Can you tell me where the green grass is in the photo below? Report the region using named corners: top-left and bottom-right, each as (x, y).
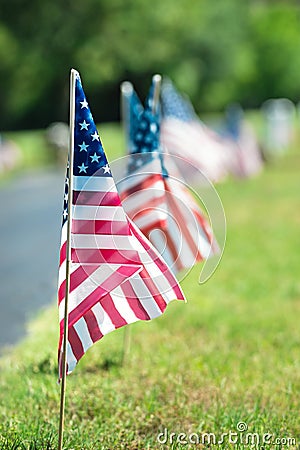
top-left (2, 123), bottom-right (125, 168)
top-left (3, 129), bottom-right (53, 168)
top-left (0, 132), bottom-right (299, 449)
top-left (1, 123), bottom-right (124, 186)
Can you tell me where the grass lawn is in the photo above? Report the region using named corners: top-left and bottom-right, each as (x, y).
top-left (0, 126), bottom-right (299, 449)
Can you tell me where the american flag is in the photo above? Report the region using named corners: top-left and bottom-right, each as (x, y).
top-left (120, 81), bottom-right (169, 236)
top-left (160, 79), bottom-right (231, 183)
top-left (58, 71), bottom-right (185, 376)
top-left (121, 82), bottom-right (143, 154)
top-left (119, 78), bottom-right (218, 275)
top-left (223, 105), bottom-right (263, 178)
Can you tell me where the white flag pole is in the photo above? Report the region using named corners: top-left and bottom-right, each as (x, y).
top-left (151, 74), bottom-right (162, 115)
top-left (120, 81), bottom-right (134, 364)
top-left (120, 81), bottom-right (134, 154)
top-left (120, 76), bottom-right (162, 365)
top-left (58, 68), bottom-right (76, 450)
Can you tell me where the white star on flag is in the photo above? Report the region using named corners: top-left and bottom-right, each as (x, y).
top-left (78, 141), bottom-right (89, 152)
top-left (79, 120), bottom-right (90, 130)
top-left (80, 99), bottom-right (88, 109)
top-left (91, 131), bottom-right (100, 141)
top-left (103, 164), bottom-right (111, 174)
top-left (90, 152), bottom-right (101, 163)
top-left (78, 163), bottom-right (88, 173)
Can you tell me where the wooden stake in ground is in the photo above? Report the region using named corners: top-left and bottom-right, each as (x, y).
top-left (120, 74), bottom-right (162, 365)
top-left (57, 68), bottom-right (76, 450)
top-left (120, 80), bottom-right (133, 365)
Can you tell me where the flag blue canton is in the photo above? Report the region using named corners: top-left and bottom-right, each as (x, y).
top-left (130, 103), bottom-right (160, 155)
top-left (129, 90), bottom-right (143, 149)
top-left (74, 74), bottom-right (111, 178)
top-left (62, 165), bottom-right (69, 227)
top-left (128, 79), bottom-right (167, 176)
top-left (61, 74), bottom-right (112, 227)
top-left (161, 79), bottom-right (197, 122)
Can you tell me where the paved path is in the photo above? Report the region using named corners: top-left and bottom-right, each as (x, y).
top-left (0, 169), bottom-right (64, 349)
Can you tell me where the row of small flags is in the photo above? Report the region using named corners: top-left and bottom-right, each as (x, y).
top-left (58, 71), bottom-right (219, 377)
top-left (56, 69), bottom-right (263, 447)
top-left (58, 69), bottom-right (266, 376)
top-left (161, 79), bottom-right (263, 182)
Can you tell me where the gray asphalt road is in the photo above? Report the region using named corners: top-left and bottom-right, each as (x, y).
top-left (0, 169), bottom-right (65, 349)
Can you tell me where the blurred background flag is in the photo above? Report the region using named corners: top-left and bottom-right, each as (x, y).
top-left (119, 76), bottom-right (219, 275)
top-left (119, 77), bottom-right (169, 237)
top-left (160, 78), bottom-right (230, 183)
top-left (58, 70), bottom-right (185, 377)
top-left (120, 81), bottom-right (144, 155)
top-left (223, 103), bottom-right (264, 178)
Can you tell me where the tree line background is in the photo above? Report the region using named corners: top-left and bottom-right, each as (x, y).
top-left (1, 0), bottom-right (300, 130)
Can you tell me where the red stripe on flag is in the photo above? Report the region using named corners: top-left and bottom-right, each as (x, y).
top-left (162, 228), bottom-right (185, 273)
top-left (193, 208), bottom-right (213, 243)
top-left (58, 264), bottom-right (100, 304)
top-left (84, 310), bottom-right (103, 343)
top-left (60, 241), bottom-right (66, 266)
top-left (68, 326), bottom-right (84, 363)
top-left (72, 219), bottom-right (129, 235)
top-left (141, 219), bottom-right (168, 237)
top-left (139, 268), bottom-right (167, 313)
top-left (120, 173), bottom-right (163, 200)
top-left (120, 281), bottom-right (151, 321)
top-left (164, 180), bottom-right (203, 262)
top-left (100, 294), bottom-right (127, 328)
top-left (73, 190), bottom-right (121, 207)
top-left (71, 248), bottom-right (141, 265)
top-left (144, 220), bottom-right (184, 273)
top-left (129, 220), bottom-right (185, 300)
top-left (68, 286), bottom-right (109, 329)
top-left (127, 194), bottom-right (166, 222)
top-left (67, 265), bottom-right (141, 328)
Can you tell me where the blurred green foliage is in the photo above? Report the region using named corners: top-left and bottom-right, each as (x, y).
top-left (1, 0), bottom-right (300, 129)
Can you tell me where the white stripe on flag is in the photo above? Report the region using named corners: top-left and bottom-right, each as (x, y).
top-left (59, 264), bottom-right (123, 317)
top-left (110, 287), bottom-right (139, 324)
top-left (117, 156), bottom-right (163, 191)
top-left (121, 184), bottom-right (165, 213)
top-left (73, 317), bottom-right (93, 353)
top-left (71, 234), bottom-right (137, 250)
top-left (129, 277), bottom-right (163, 318)
top-left (135, 232), bottom-right (180, 301)
top-left (66, 341), bottom-right (77, 374)
top-left (131, 209), bottom-right (167, 230)
top-left (72, 205), bottom-right (127, 221)
top-left (190, 219), bottom-right (212, 258)
top-left (73, 176), bottom-right (117, 192)
top-left (91, 302), bottom-right (116, 335)
top-left (148, 229), bottom-right (174, 272)
top-left (167, 213), bottom-right (197, 266)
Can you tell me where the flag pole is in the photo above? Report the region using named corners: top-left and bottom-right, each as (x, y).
top-left (120, 81), bottom-right (134, 364)
top-left (121, 76), bottom-right (162, 366)
top-left (58, 68), bottom-right (76, 450)
top-left (151, 74), bottom-right (162, 115)
top-left (120, 81), bottom-right (133, 154)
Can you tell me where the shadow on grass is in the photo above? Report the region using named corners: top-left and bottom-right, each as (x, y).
top-left (28, 353), bottom-right (124, 377)
top-left (29, 356), bottom-right (57, 375)
top-left (85, 355), bottom-right (122, 373)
